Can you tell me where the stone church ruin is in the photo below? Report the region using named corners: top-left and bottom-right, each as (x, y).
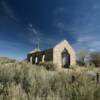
top-left (27, 40), bottom-right (76, 69)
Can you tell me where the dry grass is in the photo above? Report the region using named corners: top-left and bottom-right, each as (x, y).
top-left (0, 57), bottom-right (100, 100)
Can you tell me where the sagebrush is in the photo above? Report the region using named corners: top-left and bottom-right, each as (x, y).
top-left (0, 57), bottom-right (100, 100)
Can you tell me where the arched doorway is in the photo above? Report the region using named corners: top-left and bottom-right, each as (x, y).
top-left (35, 56), bottom-right (39, 64)
top-left (61, 48), bottom-right (70, 68)
top-left (30, 56), bottom-right (33, 64)
top-left (42, 53), bottom-right (45, 63)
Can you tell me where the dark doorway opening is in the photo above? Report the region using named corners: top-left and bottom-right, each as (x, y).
top-left (62, 48), bottom-right (70, 68)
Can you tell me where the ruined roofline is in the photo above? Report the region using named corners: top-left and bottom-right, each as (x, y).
top-left (28, 39), bottom-right (71, 55)
top-left (28, 48), bottom-right (53, 55)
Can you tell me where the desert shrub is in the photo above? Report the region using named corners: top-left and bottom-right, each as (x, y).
top-left (0, 64), bottom-right (15, 84)
top-left (0, 57), bottom-right (16, 65)
top-left (0, 58), bottom-right (100, 100)
top-left (39, 62), bottom-right (57, 71)
top-left (90, 52), bottom-right (100, 67)
top-left (76, 50), bottom-right (89, 66)
top-left (94, 85), bottom-right (100, 100)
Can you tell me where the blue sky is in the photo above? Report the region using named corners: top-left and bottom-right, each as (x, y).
top-left (0, 0), bottom-right (100, 60)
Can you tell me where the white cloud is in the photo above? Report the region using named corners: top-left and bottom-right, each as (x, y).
top-left (74, 35), bottom-right (100, 52)
top-left (77, 36), bottom-right (96, 43)
top-left (89, 48), bottom-right (95, 52)
top-left (24, 24), bottom-right (42, 46)
top-left (54, 5), bottom-right (100, 52)
top-left (28, 24), bottom-right (38, 35)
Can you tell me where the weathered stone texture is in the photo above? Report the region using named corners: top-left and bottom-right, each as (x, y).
top-left (27, 48), bottom-right (53, 64)
top-left (53, 40), bottom-right (76, 68)
top-left (27, 40), bottom-right (76, 69)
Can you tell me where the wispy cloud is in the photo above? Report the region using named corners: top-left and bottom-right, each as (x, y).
top-left (73, 35), bottom-right (100, 52)
top-left (24, 23), bottom-right (61, 50)
top-left (23, 24), bottom-right (42, 47)
top-left (1, 0), bottom-right (18, 21)
top-left (27, 24), bottom-right (38, 35)
top-left (53, 3), bottom-right (100, 52)
top-left (77, 36), bottom-right (96, 43)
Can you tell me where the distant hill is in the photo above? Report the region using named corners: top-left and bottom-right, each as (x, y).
top-left (0, 57), bottom-right (17, 64)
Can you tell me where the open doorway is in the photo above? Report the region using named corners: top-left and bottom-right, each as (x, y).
top-left (35, 56), bottom-right (39, 64)
top-left (61, 48), bottom-right (70, 68)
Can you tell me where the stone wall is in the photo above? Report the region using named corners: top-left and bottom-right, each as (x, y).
top-left (53, 40), bottom-right (76, 69)
top-left (27, 48), bottom-right (53, 64)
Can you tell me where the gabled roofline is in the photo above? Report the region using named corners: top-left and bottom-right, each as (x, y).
top-left (28, 39), bottom-right (70, 54)
top-left (53, 39), bottom-right (68, 48)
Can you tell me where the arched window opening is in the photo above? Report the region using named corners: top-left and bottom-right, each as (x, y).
top-left (30, 56), bottom-right (32, 64)
top-left (42, 54), bottom-right (45, 63)
top-left (35, 56), bottom-right (39, 64)
top-left (62, 48), bottom-right (70, 68)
